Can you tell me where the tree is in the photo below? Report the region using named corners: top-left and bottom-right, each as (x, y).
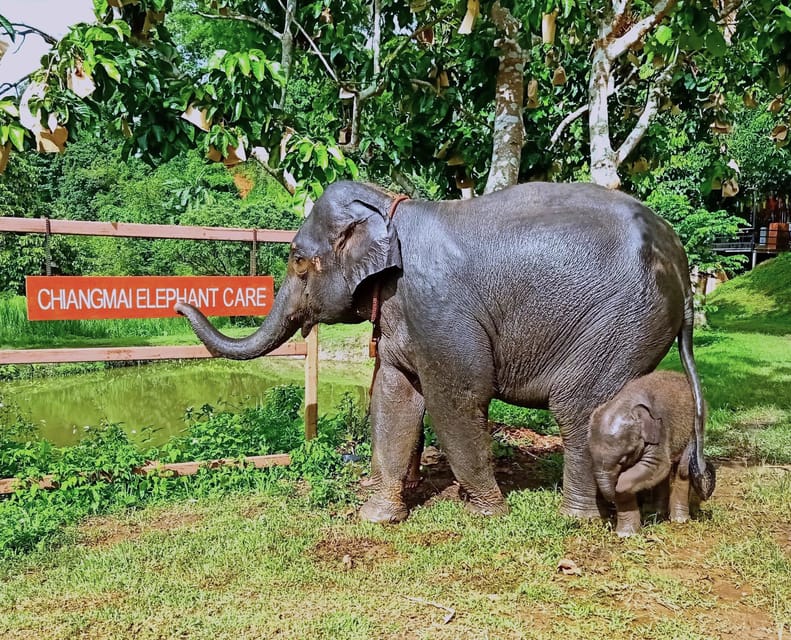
top-left (1, 0), bottom-right (790, 200)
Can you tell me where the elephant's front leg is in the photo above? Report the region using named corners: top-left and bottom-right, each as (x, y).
top-left (614, 492), bottom-right (642, 537)
top-left (359, 363), bottom-right (425, 524)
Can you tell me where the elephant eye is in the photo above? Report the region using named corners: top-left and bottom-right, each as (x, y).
top-left (292, 256), bottom-right (310, 277)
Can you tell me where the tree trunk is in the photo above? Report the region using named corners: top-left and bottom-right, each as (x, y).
top-left (588, 47), bottom-right (620, 189)
top-left (279, 0), bottom-right (297, 109)
top-left (484, 2), bottom-right (525, 195)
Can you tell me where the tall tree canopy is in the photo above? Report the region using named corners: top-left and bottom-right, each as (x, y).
top-left (0, 0), bottom-right (790, 199)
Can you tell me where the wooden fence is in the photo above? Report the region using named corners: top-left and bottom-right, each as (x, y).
top-left (0, 216), bottom-right (318, 494)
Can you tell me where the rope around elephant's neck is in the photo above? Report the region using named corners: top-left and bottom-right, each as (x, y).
top-left (368, 194), bottom-right (409, 382)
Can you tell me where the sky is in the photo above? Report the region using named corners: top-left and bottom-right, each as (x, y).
top-left (0, 0), bottom-right (95, 88)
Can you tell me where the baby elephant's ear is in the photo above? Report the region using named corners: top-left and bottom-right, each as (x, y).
top-left (633, 404), bottom-right (662, 445)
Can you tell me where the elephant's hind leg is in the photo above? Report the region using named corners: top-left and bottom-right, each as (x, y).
top-left (421, 378), bottom-right (507, 517)
top-left (669, 442), bottom-right (693, 523)
top-left (359, 363), bottom-right (425, 524)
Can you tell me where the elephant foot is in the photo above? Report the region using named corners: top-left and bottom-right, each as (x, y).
top-left (461, 487), bottom-right (509, 517)
top-left (669, 508), bottom-right (690, 524)
top-left (614, 509), bottom-right (642, 537)
top-left (359, 494), bottom-right (409, 524)
top-left (615, 522), bottom-right (642, 537)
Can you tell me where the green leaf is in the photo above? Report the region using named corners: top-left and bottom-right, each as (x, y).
top-left (655, 25), bottom-right (673, 45)
top-left (101, 61), bottom-right (121, 82)
top-left (0, 13), bottom-right (16, 40)
top-left (299, 141), bottom-right (313, 163)
top-left (704, 28), bottom-right (727, 58)
top-left (316, 145), bottom-right (329, 170)
top-left (92, 0), bottom-right (109, 16)
top-left (8, 124), bottom-right (25, 152)
top-left (251, 59), bottom-right (266, 82)
top-left (0, 100), bottom-right (18, 118)
top-left (237, 53), bottom-right (251, 77)
top-left (224, 55), bottom-right (237, 80)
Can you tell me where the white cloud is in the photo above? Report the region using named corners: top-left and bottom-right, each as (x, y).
top-left (0, 0), bottom-right (95, 88)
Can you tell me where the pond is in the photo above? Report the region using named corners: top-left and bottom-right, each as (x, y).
top-left (2, 358), bottom-right (373, 447)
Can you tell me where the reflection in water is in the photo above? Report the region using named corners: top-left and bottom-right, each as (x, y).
top-left (4, 359), bottom-right (371, 447)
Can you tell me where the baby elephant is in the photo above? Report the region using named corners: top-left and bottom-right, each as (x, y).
top-left (589, 370), bottom-right (715, 536)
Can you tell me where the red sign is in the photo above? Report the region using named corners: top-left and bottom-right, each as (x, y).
top-left (26, 276), bottom-right (274, 321)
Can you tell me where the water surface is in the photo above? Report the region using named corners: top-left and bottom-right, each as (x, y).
top-left (3, 358), bottom-right (372, 447)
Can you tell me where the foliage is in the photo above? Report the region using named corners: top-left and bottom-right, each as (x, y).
top-left (488, 401), bottom-right (559, 435)
top-left (3, 1), bottom-right (791, 198)
top-left (646, 187), bottom-right (747, 274)
top-left (162, 385), bottom-right (305, 461)
top-left (0, 385), bottom-right (370, 558)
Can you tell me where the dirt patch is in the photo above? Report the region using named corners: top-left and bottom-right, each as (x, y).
top-left (312, 534), bottom-right (399, 569)
top-left (79, 512), bottom-right (204, 548)
top-left (492, 423), bottom-right (564, 456)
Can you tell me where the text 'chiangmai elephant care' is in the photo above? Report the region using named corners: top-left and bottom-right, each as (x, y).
top-left (176, 180), bottom-right (711, 524)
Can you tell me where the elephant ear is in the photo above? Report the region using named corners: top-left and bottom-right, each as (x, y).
top-left (336, 199), bottom-right (402, 294)
top-left (633, 403), bottom-right (662, 445)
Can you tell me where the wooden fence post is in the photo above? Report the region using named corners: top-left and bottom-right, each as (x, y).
top-left (304, 325), bottom-right (319, 439)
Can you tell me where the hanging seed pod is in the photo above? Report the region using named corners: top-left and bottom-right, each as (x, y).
top-left (722, 178), bottom-right (739, 197)
top-left (458, 0), bottom-right (480, 35)
top-left (771, 124), bottom-right (788, 142)
top-left (526, 78), bottom-right (539, 109)
top-left (0, 143), bottom-right (10, 174)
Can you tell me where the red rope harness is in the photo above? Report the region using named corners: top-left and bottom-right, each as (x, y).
top-left (368, 194), bottom-right (409, 395)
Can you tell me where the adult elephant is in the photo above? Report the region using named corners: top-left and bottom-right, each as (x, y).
top-left (176, 181), bottom-right (711, 523)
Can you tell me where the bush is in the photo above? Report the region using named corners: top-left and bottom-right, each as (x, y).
top-left (488, 401), bottom-right (559, 435)
top-left (0, 387), bottom-right (368, 558)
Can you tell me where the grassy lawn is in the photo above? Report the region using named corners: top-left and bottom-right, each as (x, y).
top-left (0, 465), bottom-right (788, 639)
top-left (0, 255), bottom-right (789, 639)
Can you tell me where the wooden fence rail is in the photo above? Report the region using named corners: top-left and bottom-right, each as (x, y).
top-left (0, 216), bottom-right (318, 493)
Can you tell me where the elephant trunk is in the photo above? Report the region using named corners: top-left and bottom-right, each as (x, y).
top-left (175, 276), bottom-right (303, 360)
top-left (615, 452), bottom-right (670, 496)
top-left (594, 470), bottom-right (617, 502)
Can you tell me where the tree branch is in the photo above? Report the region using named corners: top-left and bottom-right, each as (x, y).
top-left (615, 63), bottom-right (676, 164)
top-left (372, 0), bottom-right (381, 76)
top-left (606, 0), bottom-right (677, 60)
top-left (274, 0), bottom-right (339, 84)
top-left (196, 11), bottom-right (282, 39)
top-left (612, 0), bottom-right (630, 18)
top-left (8, 24), bottom-right (58, 45)
top-left (550, 68), bottom-right (637, 147)
top-left (358, 7), bottom-right (456, 101)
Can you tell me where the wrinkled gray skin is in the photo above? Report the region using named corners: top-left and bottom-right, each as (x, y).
top-left (589, 370), bottom-right (716, 536)
top-left (175, 181), bottom-right (711, 524)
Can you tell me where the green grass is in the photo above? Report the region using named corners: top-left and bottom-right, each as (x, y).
top-left (0, 467), bottom-right (787, 639)
top-left (0, 256), bottom-right (789, 638)
top-left (706, 252), bottom-right (791, 335)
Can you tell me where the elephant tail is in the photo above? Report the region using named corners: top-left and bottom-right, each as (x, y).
top-left (679, 294), bottom-right (716, 500)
